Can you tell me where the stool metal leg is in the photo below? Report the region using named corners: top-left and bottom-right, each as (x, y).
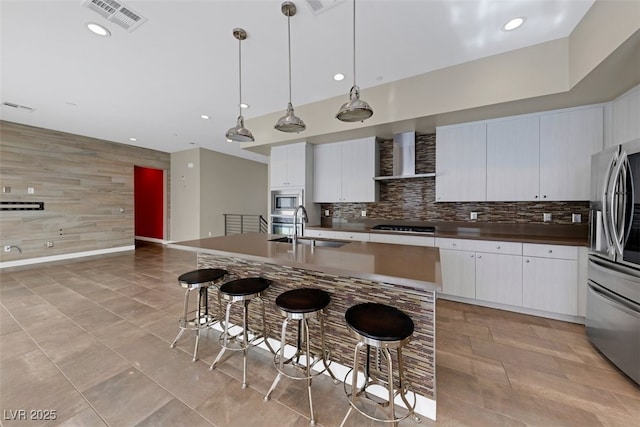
top-left (303, 318), bottom-right (316, 426)
top-left (192, 287), bottom-right (204, 362)
top-left (242, 299), bottom-right (249, 389)
top-left (264, 317), bottom-right (289, 401)
top-left (170, 288), bottom-right (191, 349)
top-left (210, 299), bottom-right (233, 371)
top-left (340, 341), bottom-right (364, 427)
top-left (383, 347), bottom-right (398, 427)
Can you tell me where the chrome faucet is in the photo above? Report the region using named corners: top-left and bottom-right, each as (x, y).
top-left (292, 205), bottom-right (308, 246)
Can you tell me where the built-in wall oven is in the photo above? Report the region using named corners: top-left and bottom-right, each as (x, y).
top-left (587, 138), bottom-right (640, 385)
top-left (271, 215), bottom-right (302, 236)
top-left (270, 189), bottom-right (303, 235)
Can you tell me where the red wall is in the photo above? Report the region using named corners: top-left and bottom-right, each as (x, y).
top-left (134, 166), bottom-right (164, 239)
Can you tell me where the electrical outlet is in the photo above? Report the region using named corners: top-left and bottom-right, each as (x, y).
top-left (470, 212), bottom-right (478, 220)
top-left (208, 231), bottom-right (212, 237)
top-left (27, 187), bottom-right (34, 194)
top-left (46, 241), bottom-right (54, 248)
top-left (324, 210), bottom-right (330, 217)
top-left (543, 213), bottom-right (552, 222)
top-left (572, 213), bottom-right (582, 223)
top-left (4, 246), bottom-right (11, 252)
top-left (361, 210), bottom-right (367, 217)
top-left (2, 186), bottom-right (10, 193)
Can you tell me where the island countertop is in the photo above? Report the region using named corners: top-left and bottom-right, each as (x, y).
top-left (169, 232), bottom-right (441, 292)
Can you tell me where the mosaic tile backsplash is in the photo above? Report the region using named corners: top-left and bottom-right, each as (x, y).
top-left (322, 133), bottom-right (590, 224)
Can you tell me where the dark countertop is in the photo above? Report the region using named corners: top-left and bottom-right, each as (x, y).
top-left (307, 220), bottom-right (589, 246)
top-left (169, 233), bottom-right (442, 292)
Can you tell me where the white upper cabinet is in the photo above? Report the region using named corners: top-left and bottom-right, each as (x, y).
top-left (539, 106), bottom-right (603, 201)
top-left (270, 142), bottom-right (309, 188)
top-left (436, 123), bottom-right (487, 202)
top-left (313, 137), bottom-right (378, 203)
top-left (486, 116), bottom-right (540, 201)
top-left (611, 85), bottom-right (640, 147)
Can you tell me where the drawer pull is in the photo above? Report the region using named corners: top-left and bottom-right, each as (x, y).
top-left (477, 255), bottom-right (482, 259)
top-left (548, 249), bottom-right (553, 253)
top-left (452, 243), bottom-right (457, 246)
top-left (525, 259), bottom-right (530, 263)
top-left (496, 245), bottom-right (501, 249)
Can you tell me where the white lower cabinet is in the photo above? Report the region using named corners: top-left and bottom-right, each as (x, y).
top-left (475, 252), bottom-right (523, 306)
top-left (522, 244), bottom-right (578, 316)
top-left (439, 248), bottom-right (476, 298)
top-left (437, 238), bottom-right (582, 320)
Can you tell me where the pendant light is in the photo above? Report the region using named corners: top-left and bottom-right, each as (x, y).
top-left (275, 1), bottom-right (306, 133)
top-left (226, 28), bottom-right (254, 142)
top-left (336, 0), bottom-right (373, 122)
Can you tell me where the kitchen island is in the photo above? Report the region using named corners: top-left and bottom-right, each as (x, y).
top-left (170, 232), bottom-right (441, 420)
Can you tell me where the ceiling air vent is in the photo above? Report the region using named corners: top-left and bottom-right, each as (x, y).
top-left (305, 0), bottom-right (346, 15)
top-left (81, 0), bottom-right (147, 32)
top-left (2, 102), bottom-right (35, 113)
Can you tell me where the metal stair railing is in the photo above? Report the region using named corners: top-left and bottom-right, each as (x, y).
top-left (224, 214), bottom-right (268, 235)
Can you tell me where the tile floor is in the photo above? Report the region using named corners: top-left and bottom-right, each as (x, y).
top-left (0, 241), bottom-right (638, 426)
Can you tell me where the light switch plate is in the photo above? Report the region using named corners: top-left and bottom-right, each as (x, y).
top-left (324, 210), bottom-right (330, 217)
top-left (361, 210), bottom-right (367, 217)
top-left (2, 186), bottom-right (10, 194)
top-left (543, 213), bottom-right (552, 222)
top-left (27, 187), bottom-right (34, 194)
top-left (572, 213), bottom-right (581, 223)
top-left (470, 212), bottom-right (478, 220)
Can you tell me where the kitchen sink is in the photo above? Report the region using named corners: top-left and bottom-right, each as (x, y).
top-left (269, 236), bottom-right (347, 248)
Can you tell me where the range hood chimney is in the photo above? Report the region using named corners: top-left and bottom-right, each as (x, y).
top-left (392, 131), bottom-right (416, 176)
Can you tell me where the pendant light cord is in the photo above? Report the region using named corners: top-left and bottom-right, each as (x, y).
top-left (287, 13), bottom-right (292, 104)
top-left (352, 0), bottom-right (356, 88)
top-left (238, 37), bottom-right (243, 117)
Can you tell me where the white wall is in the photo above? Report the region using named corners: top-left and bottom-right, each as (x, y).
top-left (170, 149), bottom-right (201, 241)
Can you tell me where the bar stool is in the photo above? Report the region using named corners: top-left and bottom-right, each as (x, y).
top-left (209, 277), bottom-right (275, 388)
top-left (170, 268), bottom-right (227, 361)
top-left (264, 288), bottom-right (338, 426)
top-left (340, 302), bottom-right (419, 427)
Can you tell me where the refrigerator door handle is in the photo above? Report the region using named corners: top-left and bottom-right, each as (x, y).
top-left (589, 281), bottom-right (640, 317)
top-left (602, 151), bottom-right (618, 256)
top-left (609, 150), bottom-right (629, 257)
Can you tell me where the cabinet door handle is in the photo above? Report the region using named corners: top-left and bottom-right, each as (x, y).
top-left (452, 243), bottom-right (457, 246)
top-left (548, 249), bottom-right (553, 253)
top-left (525, 259), bottom-right (530, 263)
top-left (470, 254), bottom-right (474, 258)
top-left (477, 255), bottom-right (482, 259)
top-left (496, 245), bottom-right (501, 250)
top-left (534, 195), bottom-right (538, 199)
top-left (543, 195), bottom-right (547, 199)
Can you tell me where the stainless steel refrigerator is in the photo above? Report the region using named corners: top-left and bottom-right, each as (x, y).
top-left (587, 138), bottom-right (640, 385)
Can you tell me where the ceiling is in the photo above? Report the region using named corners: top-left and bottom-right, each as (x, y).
top-left (1, 0), bottom-right (598, 163)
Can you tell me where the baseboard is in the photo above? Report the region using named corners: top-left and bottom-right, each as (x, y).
top-left (0, 245), bottom-right (135, 269)
top-left (135, 236), bottom-right (174, 245)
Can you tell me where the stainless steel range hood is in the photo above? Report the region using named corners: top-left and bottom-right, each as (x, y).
top-left (374, 131), bottom-right (435, 180)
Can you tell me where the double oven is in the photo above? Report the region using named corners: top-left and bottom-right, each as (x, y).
top-left (270, 189), bottom-right (303, 236)
top-left (587, 138), bottom-right (640, 384)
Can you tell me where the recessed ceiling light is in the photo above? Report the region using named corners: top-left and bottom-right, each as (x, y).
top-left (86, 22), bottom-right (111, 37)
top-left (503, 17), bottom-right (525, 31)
top-left (129, 137), bottom-right (137, 142)
top-left (333, 73), bottom-right (345, 81)
top-left (201, 114), bottom-right (210, 120)
top-left (239, 103), bottom-right (249, 109)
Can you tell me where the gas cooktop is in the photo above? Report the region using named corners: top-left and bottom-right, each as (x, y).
top-left (371, 224), bottom-right (436, 234)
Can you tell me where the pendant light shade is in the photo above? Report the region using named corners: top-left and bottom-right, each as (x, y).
top-left (275, 1), bottom-right (306, 133)
top-left (336, 0), bottom-right (373, 123)
top-left (226, 28), bottom-right (254, 142)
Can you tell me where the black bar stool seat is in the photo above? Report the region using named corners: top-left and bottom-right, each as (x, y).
top-left (340, 303), bottom-right (419, 427)
top-left (210, 277), bottom-right (275, 389)
top-left (264, 288), bottom-right (338, 426)
top-left (170, 268), bottom-right (227, 361)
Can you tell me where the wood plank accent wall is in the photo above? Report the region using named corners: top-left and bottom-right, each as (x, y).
top-left (0, 121), bottom-right (170, 262)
